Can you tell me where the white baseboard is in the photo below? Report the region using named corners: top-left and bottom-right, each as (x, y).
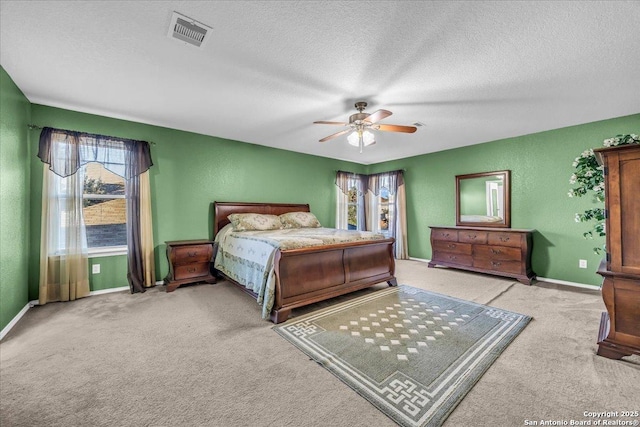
top-left (536, 276), bottom-right (600, 290)
top-left (0, 302), bottom-right (31, 341)
top-left (88, 286), bottom-right (130, 296)
top-left (0, 284), bottom-right (155, 342)
top-left (406, 257), bottom-right (599, 290)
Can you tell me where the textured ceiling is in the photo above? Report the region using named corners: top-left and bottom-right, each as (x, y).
top-left (1, 1), bottom-right (639, 164)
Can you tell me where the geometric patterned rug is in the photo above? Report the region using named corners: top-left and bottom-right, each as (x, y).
top-left (273, 285), bottom-right (531, 427)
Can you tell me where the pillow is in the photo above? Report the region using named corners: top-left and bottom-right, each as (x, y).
top-left (279, 212), bottom-right (322, 229)
top-left (228, 213), bottom-right (282, 231)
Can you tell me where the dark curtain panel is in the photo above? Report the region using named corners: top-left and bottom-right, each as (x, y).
top-left (125, 173), bottom-right (145, 293)
top-left (122, 140), bottom-right (153, 293)
top-left (39, 127), bottom-right (153, 293)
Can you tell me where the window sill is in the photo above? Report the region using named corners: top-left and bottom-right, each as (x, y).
top-left (88, 247), bottom-right (128, 258)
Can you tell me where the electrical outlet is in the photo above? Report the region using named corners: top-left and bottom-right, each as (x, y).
top-left (579, 259), bottom-right (588, 269)
top-left (92, 264), bottom-right (101, 274)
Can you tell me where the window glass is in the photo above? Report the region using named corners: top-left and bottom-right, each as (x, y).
top-left (379, 187), bottom-right (394, 236)
top-left (83, 162), bottom-right (126, 248)
top-left (348, 186), bottom-right (359, 230)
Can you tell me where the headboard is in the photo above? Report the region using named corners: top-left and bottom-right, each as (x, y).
top-left (213, 202), bottom-right (310, 236)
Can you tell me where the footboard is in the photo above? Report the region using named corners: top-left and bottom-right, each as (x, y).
top-left (271, 238), bottom-right (397, 323)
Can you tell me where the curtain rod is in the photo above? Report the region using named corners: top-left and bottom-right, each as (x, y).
top-left (27, 124), bottom-right (156, 145)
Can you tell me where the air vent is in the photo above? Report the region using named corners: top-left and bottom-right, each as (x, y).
top-left (168, 12), bottom-right (212, 48)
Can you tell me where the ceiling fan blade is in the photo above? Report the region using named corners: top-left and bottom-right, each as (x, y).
top-left (364, 109), bottom-right (392, 124)
top-left (375, 124), bottom-right (418, 133)
top-left (313, 121), bottom-right (349, 126)
top-left (319, 129), bottom-right (351, 142)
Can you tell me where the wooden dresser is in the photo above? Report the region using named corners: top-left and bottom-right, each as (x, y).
top-left (164, 240), bottom-right (217, 292)
top-left (594, 144), bottom-right (640, 360)
top-left (428, 226), bottom-right (535, 284)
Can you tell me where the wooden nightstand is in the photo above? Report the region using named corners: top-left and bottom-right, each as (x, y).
top-left (164, 240), bottom-right (217, 292)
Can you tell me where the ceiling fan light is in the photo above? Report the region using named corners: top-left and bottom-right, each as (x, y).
top-left (347, 131), bottom-right (360, 147)
top-left (362, 130), bottom-right (376, 146)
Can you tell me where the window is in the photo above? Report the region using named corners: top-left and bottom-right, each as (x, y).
top-left (336, 171), bottom-right (367, 231)
top-left (83, 162), bottom-right (127, 251)
top-left (39, 127), bottom-right (155, 297)
top-left (347, 186), bottom-right (360, 230)
top-left (378, 187), bottom-right (395, 237)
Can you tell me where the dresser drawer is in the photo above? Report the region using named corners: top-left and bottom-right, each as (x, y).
top-left (474, 245), bottom-right (521, 261)
top-left (432, 253), bottom-right (473, 267)
top-left (174, 262), bottom-right (211, 280)
top-left (432, 240), bottom-right (472, 255)
top-left (459, 231), bottom-right (488, 244)
top-left (487, 232), bottom-right (522, 247)
top-left (474, 259), bottom-right (522, 275)
top-left (173, 244), bottom-right (213, 264)
top-left (431, 229), bottom-right (458, 242)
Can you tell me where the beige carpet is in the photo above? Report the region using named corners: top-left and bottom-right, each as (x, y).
top-left (1, 260), bottom-right (638, 427)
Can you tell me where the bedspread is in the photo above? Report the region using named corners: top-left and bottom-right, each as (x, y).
top-left (213, 225), bottom-right (385, 318)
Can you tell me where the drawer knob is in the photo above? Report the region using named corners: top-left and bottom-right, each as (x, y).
top-left (499, 237), bottom-right (510, 242)
top-left (188, 267), bottom-right (196, 273)
top-left (468, 234), bottom-right (477, 239)
top-left (188, 251), bottom-right (198, 257)
top-left (449, 256), bottom-right (457, 260)
top-left (447, 244), bottom-right (456, 249)
top-left (443, 233), bottom-right (450, 237)
top-left (491, 249), bottom-right (501, 255)
top-left (491, 261), bottom-right (502, 267)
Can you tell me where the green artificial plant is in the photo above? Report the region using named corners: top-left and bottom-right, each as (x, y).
top-left (569, 133), bottom-right (639, 253)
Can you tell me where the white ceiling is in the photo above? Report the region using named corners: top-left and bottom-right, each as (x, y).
top-left (1, 1), bottom-right (639, 165)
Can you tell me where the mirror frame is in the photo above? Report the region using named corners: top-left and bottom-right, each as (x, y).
top-left (455, 170), bottom-right (511, 228)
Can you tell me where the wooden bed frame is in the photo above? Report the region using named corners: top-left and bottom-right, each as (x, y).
top-left (213, 202), bottom-right (397, 323)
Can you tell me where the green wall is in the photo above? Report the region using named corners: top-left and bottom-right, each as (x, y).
top-left (27, 104), bottom-right (366, 300)
top-left (368, 113), bottom-right (640, 286)
top-left (0, 67), bottom-right (31, 331)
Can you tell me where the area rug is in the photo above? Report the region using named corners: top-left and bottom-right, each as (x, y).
top-left (273, 285), bottom-right (531, 427)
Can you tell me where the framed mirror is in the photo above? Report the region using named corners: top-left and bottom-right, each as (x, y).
top-left (456, 170), bottom-right (511, 228)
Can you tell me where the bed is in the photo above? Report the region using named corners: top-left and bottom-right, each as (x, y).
top-left (213, 202), bottom-right (397, 323)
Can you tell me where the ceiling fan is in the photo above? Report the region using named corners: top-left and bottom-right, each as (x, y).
top-left (314, 101), bottom-right (417, 152)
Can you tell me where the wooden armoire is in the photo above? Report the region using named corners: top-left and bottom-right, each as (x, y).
top-left (594, 143), bottom-right (640, 360)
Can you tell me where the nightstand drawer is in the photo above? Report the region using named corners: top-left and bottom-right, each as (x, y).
top-left (173, 244), bottom-right (212, 264)
top-left (174, 262), bottom-right (211, 280)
